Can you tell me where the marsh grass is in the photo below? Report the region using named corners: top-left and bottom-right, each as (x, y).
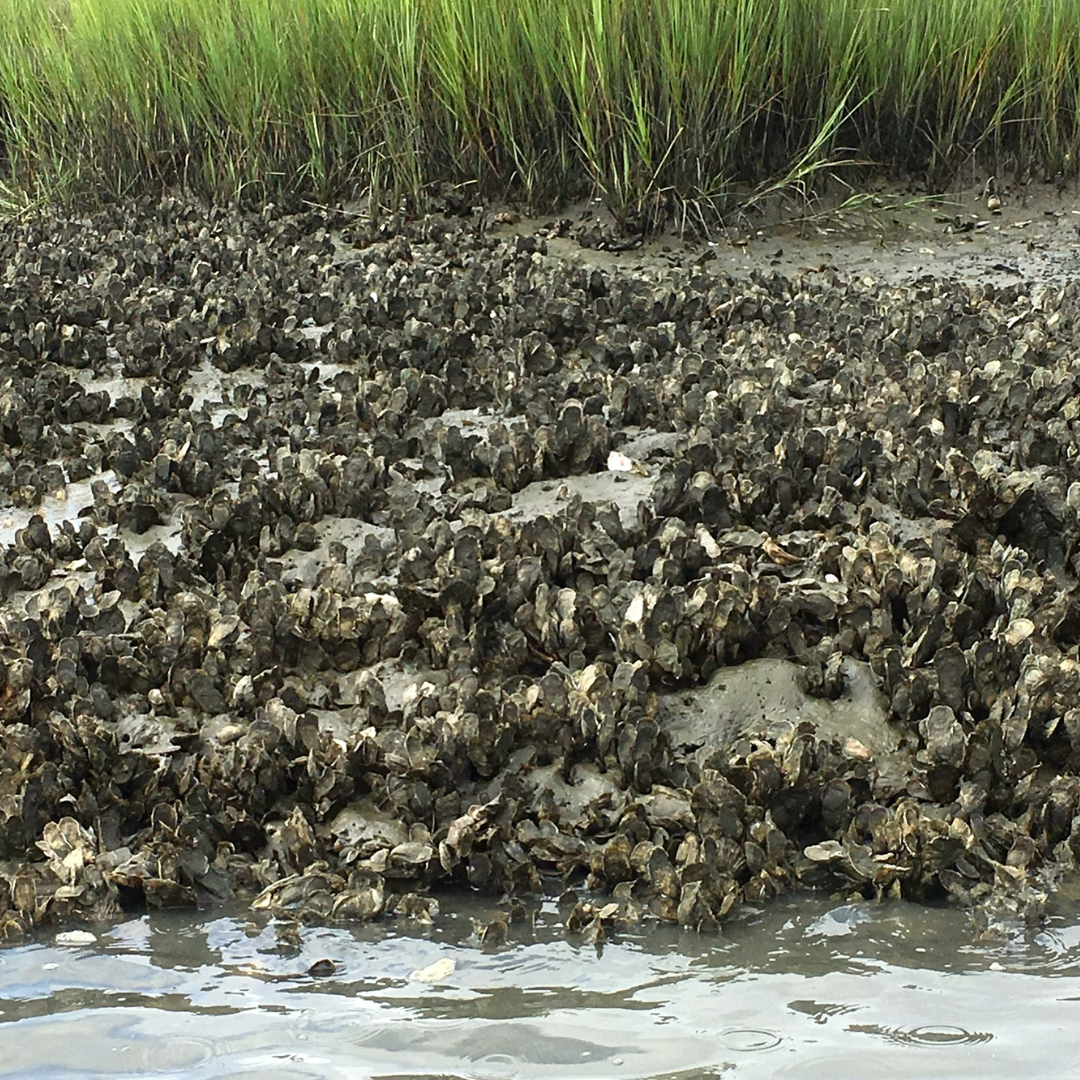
top-left (1, 0), bottom-right (1078, 222)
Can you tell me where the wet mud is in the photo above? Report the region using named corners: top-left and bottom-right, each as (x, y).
top-left (2, 189), bottom-right (1080, 940)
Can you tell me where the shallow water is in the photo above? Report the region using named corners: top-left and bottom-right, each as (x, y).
top-left (3, 893), bottom-right (1080, 1080)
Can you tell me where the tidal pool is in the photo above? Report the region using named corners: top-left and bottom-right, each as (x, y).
top-left (2, 892), bottom-right (1079, 1080)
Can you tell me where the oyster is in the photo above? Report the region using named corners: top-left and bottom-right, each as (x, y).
top-left (0, 196), bottom-right (1078, 943)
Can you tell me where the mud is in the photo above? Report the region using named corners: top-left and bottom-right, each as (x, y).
top-left (511, 178), bottom-right (1080, 289)
top-left (660, 657), bottom-right (900, 757)
top-left (2, 183), bottom-right (1080, 940)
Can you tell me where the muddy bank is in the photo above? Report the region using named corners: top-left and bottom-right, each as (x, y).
top-left (1, 194), bottom-right (1080, 940)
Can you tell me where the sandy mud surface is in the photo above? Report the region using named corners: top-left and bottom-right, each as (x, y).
top-left (1, 185), bottom-right (1080, 939)
top-left (508, 178), bottom-right (1080, 289)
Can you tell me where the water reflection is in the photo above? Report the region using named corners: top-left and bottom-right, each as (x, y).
top-left (3, 894), bottom-right (1080, 1079)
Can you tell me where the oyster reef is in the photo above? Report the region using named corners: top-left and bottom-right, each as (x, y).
top-left (0, 197), bottom-right (1078, 941)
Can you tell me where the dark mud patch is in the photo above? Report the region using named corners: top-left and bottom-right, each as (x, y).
top-left (1, 192), bottom-right (1080, 941)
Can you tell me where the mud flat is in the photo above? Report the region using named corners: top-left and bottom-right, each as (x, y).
top-left (2, 189), bottom-right (1080, 940)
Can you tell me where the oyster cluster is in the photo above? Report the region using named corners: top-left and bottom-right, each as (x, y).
top-left (0, 196), bottom-right (1078, 940)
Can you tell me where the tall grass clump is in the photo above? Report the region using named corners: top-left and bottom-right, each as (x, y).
top-left (1, 0), bottom-right (1079, 219)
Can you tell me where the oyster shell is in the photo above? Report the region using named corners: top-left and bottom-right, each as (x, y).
top-left (0, 197), bottom-right (1077, 942)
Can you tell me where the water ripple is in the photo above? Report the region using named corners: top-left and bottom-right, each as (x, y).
top-left (142, 1035), bottom-right (215, 1073)
top-left (848, 1022), bottom-right (993, 1046)
top-left (718, 1027), bottom-right (782, 1051)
